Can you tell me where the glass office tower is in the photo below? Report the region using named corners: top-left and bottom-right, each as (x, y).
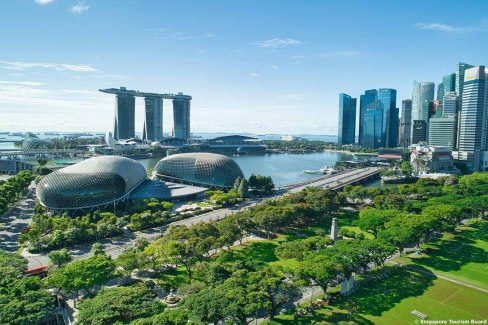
top-left (428, 117), bottom-right (456, 150)
top-left (358, 89), bottom-right (378, 146)
top-left (399, 99), bottom-right (412, 147)
top-left (378, 88), bottom-right (398, 148)
top-left (443, 73), bottom-right (456, 94)
top-left (458, 66), bottom-right (487, 171)
top-left (361, 100), bottom-right (383, 148)
top-left (338, 93), bottom-right (357, 145)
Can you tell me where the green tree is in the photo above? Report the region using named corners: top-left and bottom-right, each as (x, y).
top-left (116, 247), bottom-right (141, 283)
top-left (47, 248), bottom-right (72, 268)
top-left (77, 283), bottom-right (164, 325)
top-left (238, 178), bottom-right (249, 198)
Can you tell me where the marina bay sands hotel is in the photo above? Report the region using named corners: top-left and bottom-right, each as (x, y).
top-left (99, 87), bottom-right (192, 141)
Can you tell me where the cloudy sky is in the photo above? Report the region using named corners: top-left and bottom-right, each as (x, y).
top-left (1, 0), bottom-right (487, 135)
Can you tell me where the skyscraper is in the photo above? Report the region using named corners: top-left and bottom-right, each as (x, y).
top-left (412, 120), bottom-right (427, 144)
top-left (399, 99), bottom-right (412, 147)
top-left (428, 117), bottom-right (456, 150)
top-left (358, 89), bottom-right (378, 146)
top-left (456, 62), bottom-right (474, 106)
top-left (437, 83), bottom-right (444, 102)
top-left (442, 92), bottom-right (458, 116)
top-left (172, 93), bottom-right (191, 140)
top-left (458, 66), bottom-right (487, 171)
top-left (143, 96), bottom-right (163, 142)
top-left (113, 90), bottom-right (135, 140)
top-left (412, 81), bottom-right (435, 122)
top-left (361, 101), bottom-right (383, 148)
top-left (378, 88), bottom-right (398, 148)
top-left (338, 93), bottom-right (357, 145)
top-left (443, 73), bottom-right (456, 94)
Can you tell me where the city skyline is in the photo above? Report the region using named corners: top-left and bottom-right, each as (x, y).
top-left (1, 1), bottom-right (488, 134)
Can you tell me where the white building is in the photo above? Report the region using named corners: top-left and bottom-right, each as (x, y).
top-left (411, 144), bottom-right (458, 175)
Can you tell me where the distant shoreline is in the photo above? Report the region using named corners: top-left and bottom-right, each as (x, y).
top-left (322, 149), bottom-right (378, 156)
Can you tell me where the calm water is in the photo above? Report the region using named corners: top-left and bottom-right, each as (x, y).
top-left (139, 151), bottom-right (357, 187)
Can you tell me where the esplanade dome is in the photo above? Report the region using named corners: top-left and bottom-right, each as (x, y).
top-left (36, 156), bottom-right (147, 210)
top-left (153, 152), bottom-right (244, 188)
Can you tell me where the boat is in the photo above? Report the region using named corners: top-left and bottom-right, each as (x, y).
top-left (303, 166), bottom-right (337, 175)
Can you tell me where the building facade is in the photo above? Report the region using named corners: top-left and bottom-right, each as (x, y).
top-left (358, 89), bottom-right (378, 146)
top-left (428, 117), bottom-right (456, 150)
top-left (442, 92), bottom-right (458, 116)
top-left (172, 93), bottom-right (191, 140)
top-left (379, 88), bottom-right (398, 148)
top-left (457, 66), bottom-right (487, 171)
top-left (443, 73), bottom-right (456, 94)
top-left (143, 96), bottom-right (163, 142)
top-left (411, 144), bottom-right (457, 175)
top-left (412, 120), bottom-right (427, 144)
top-left (113, 90), bottom-right (136, 140)
top-left (338, 93), bottom-right (357, 145)
top-left (399, 99), bottom-right (412, 147)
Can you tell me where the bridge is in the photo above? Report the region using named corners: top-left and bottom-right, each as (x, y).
top-left (282, 167), bottom-right (381, 193)
top-left (0, 149), bottom-right (86, 159)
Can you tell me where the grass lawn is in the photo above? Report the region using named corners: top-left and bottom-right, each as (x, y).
top-left (394, 220), bottom-right (488, 290)
top-left (269, 266), bottom-right (488, 324)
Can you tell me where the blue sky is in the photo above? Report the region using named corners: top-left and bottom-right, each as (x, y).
top-left (1, 0), bottom-right (487, 135)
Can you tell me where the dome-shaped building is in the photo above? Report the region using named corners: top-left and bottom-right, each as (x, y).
top-left (36, 156), bottom-right (147, 211)
top-left (23, 133), bottom-right (53, 149)
top-left (153, 153), bottom-right (244, 189)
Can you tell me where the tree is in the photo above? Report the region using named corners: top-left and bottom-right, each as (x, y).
top-left (378, 226), bottom-right (413, 256)
top-left (400, 161), bottom-right (413, 177)
top-left (233, 176), bottom-right (242, 192)
top-left (0, 250), bottom-right (28, 278)
top-left (357, 208), bottom-right (394, 238)
top-left (238, 178), bottom-right (249, 198)
top-left (45, 255), bottom-right (115, 298)
top-left (91, 242), bottom-right (105, 256)
top-left (116, 247), bottom-right (141, 283)
top-left (248, 268), bottom-right (301, 321)
top-left (77, 283), bottom-right (164, 325)
top-left (0, 276), bottom-right (55, 325)
top-left (47, 248), bottom-right (72, 268)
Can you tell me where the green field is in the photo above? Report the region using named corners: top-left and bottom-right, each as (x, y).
top-left (270, 266), bottom-right (488, 325)
top-left (396, 220), bottom-right (488, 290)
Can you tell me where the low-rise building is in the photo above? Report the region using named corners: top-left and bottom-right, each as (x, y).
top-left (0, 159), bottom-right (33, 175)
top-left (410, 144), bottom-right (458, 175)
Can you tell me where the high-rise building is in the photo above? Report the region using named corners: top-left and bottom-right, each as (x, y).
top-left (113, 89), bottom-right (135, 140)
top-left (361, 101), bottom-right (383, 148)
top-left (399, 99), bottom-right (412, 147)
top-left (443, 73), bottom-right (456, 94)
top-left (428, 117), bottom-right (456, 150)
top-left (456, 62), bottom-right (474, 106)
top-left (458, 66), bottom-right (487, 171)
top-left (338, 93), bottom-right (357, 145)
top-left (142, 96), bottom-right (163, 142)
top-left (442, 92), bottom-right (458, 117)
top-left (412, 120), bottom-right (427, 144)
top-left (437, 83), bottom-right (444, 102)
top-left (172, 93), bottom-right (191, 140)
top-left (378, 88), bottom-right (398, 148)
top-left (359, 89), bottom-right (378, 146)
top-left (412, 81), bottom-right (435, 122)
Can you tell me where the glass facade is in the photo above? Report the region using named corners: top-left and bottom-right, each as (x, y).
top-left (361, 101), bottom-right (383, 148)
top-left (442, 92), bottom-right (458, 116)
top-left (378, 88), bottom-right (398, 148)
top-left (358, 89), bottom-right (378, 146)
top-left (412, 120), bottom-right (427, 144)
top-left (456, 62), bottom-right (473, 108)
top-left (154, 153), bottom-right (245, 188)
top-left (114, 93), bottom-right (135, 140)
top-left (399, 99), bottom-right (412, 147)
top-left (443, 73), bottom-right (456, 94)
top-left (338, 93), bottom-right (357, 145)
top-left (22, 133), bottom-right (53, 149)
top-left (143, 96), bottom-right (163, 142)
top-left (172, 95), bottom-right (191, 140)
top-left (458, 66), bottom-right (486, 171)
top-left (428, 117), bottom-right (456, 150)
top-left (36, 156), bottom-right (147, 210)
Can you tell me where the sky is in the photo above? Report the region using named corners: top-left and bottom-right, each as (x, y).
top-left (1, 0), bottom-right (488, 135)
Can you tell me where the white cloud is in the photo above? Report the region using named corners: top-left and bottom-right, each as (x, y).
top-left (202, 33), bottom-right (216, 38)
top-left (253, 38), bottom-right (302, 48)
top-left (249, 72), bottom-right (261, 78)
top-left (415, 23), bottom-right (478, 33)
top-left (70, 2), bottom-right (89, 14)
top-left (0, 80), bottom-right (46, 87)
top-left (0, 61), bottom-right (97, 72)
top-left (271, 65), bottom-right (280, 70)
top-left (34, 0), bottom-right (54, 5)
